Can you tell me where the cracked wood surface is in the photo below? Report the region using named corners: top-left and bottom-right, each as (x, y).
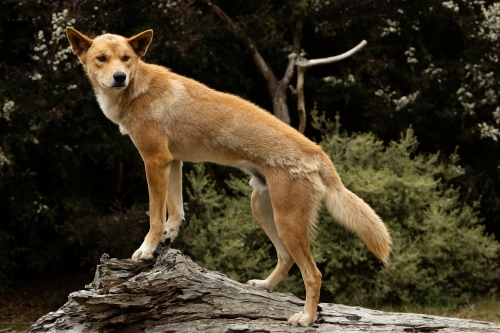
top-left (30, 245), bottom-right (500, 332)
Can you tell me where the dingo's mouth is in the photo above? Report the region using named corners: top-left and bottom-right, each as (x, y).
top-left (99, 82), bottom-right (127, 90)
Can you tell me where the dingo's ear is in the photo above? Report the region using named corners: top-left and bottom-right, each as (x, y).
top-left (66, 27), bottom-right (93, 58)
top-left (127, 30), bottom-right (153, 57)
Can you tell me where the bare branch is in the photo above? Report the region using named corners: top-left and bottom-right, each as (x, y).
top-left (199, 0), bottom-right (304, 125)
top-left (294, 40), bottom-right (368, 134)
top-left (279, 23), bottom-right (302, 91)
top-left (248, 40), bottom-right (278, 89)
top-left (199, 0), bottom-right (239, 34)
top-left (297, 40), bottom-right (367, 68)
top-left (199, 0), bottom-right (277, 88)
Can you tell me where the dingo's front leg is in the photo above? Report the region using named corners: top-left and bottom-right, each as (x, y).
top-left (132, 157), bottom-right (172, 261)
top-left (162, 160), bottom-right (184, 244)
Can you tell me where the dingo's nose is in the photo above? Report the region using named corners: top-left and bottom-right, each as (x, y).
top-left (113, 71), bottom-right (127, 84)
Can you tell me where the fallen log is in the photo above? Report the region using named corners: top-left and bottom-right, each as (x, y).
top-left (30, 244), bottom-right (500, 332)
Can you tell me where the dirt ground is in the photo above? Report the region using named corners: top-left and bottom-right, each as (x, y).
top-left (0, 273), bottom-right (93, 332)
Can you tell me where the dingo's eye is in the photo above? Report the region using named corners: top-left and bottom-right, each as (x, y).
top-left (97, 56), bottom-right (106, 62)
top-left (123, 56), bottom-right (130, 62)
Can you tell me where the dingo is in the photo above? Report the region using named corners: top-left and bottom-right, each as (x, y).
top-left (66, 27), bottom-right (391, 327)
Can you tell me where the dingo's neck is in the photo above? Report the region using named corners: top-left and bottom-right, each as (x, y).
top-left (95, 88), bottom-right (123, 125)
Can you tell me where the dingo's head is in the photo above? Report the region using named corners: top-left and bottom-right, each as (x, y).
top-left (66, 27), bottom-right (153, 91)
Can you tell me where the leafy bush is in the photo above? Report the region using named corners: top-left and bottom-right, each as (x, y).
top-left (311, 112), bottom-right (500, 305)
top-left (176, 113), bottom-right (500, 306)
top-left (178, 164), bottom-right (275, 283)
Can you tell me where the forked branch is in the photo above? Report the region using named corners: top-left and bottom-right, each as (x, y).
top-left (293, 40), bottom-right (368, 133)
top-left (297, 40), bottom-right (367, 68)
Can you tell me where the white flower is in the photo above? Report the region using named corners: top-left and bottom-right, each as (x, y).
top-left (323, 75), bottom-right (356, 87)
top-left (393, 91), bottom-right (420, 111)
top-left (461, 102), bottom-right (476, 115)
top-left (405, 47), bottom-right (418, 64)
top-left (2, 100), bottom-right (15, 121)
top-left (478, 3), bottom-right (500, 42)
top-left (323, 76), bottom-right (342, 86)
top-left (29, 73), bottom-right (43, 80)
top-left (0, 149), bottom-right (11, 166)
top-left (442, 1), bottom-right (459, 13)
top-left (374, 86), bottom-right (397, 104)
top-left (381, 19), bottom-right (401, 37)
top-left (493, 107), bottom-right (500, 124)
top-left (478, 122), bottom-right (500, 141)
top-left (424, 64), bottom-right (443, 77)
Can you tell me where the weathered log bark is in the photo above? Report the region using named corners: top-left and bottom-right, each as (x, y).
top-left (31, 245), bottom-right (500, 332)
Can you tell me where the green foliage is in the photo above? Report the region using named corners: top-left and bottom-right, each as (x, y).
top-left (307, 0), bottom-right (500, 236)
top-left (60, 203), bottom-right (150, 265)
top-left (173, 114), bottom-right (500, 306)
top-left (178, 164), bottom-right (274, 282)
top-left (311, 111), bottom-right (500, 305)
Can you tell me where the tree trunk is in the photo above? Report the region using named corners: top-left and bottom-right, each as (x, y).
top-left (271, 85), bottom-right (291, 125)
top-left (296, 66), bottom-right (306, 134)
top-left (30, 245), bottom-right (500, 333)
top-left (199, 0), bottom-right (299, 126)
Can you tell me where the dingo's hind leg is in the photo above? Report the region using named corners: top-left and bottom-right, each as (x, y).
top-left (248, 186), bottom-right (294, 291)
top-left (269, 178), bottom-right (323, 327)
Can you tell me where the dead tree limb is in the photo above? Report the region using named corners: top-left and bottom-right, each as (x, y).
top-left (199, 0), bottom-right (300, 125)
top-left (31, 245), bottom-right (500, 332)
top-left (293, 40), bottom-right (367, 134)
top-left (295, 40), bottom-right (368, 69)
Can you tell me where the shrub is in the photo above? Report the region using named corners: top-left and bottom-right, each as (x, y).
top-left (311, 112), bottom-right (500, 305)
top-left (177, 113), bottom-right (500, 306)
top-left (178, 164), bottom-right (275, 283)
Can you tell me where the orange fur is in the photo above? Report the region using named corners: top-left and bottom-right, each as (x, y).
top-left (66, 27), bottom-right (391, 327)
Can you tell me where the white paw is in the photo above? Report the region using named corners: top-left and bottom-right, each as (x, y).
top-left (247, 279), bottom-right (272, 291)
top-left (131, 241), bottom-right (156, 261)
top-left (288, 311), bottom-right (314, 327)
top-left (161, 222), bottom-right (180, 243)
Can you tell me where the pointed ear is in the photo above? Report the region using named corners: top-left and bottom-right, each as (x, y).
top-left (127, 30), bottom-right (153, 57)
top-left (66, 27), bottom-right (93, 58)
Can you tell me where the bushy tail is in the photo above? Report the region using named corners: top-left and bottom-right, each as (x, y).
top-left (320, 159), bottom-right (392, 262)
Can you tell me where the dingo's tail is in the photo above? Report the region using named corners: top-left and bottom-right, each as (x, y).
top-left (320, 158), bottom-right (392, 262)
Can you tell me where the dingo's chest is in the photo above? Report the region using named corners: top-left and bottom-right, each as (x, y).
top-left (96, 92), bottom-right (121, 124)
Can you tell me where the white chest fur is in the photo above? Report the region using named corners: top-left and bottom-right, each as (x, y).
top-left (96, 92), bottom-right (121, 124)
top-left (95, 92), bottom-right (128, 135)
